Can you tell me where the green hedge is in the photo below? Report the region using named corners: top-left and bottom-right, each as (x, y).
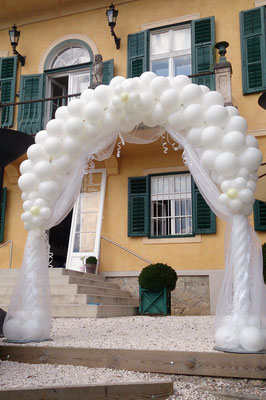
top-left (138, 263), bottom-right (178, 292)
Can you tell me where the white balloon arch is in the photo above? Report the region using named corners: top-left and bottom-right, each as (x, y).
top-left (3, 73), bottom-right (266, 352)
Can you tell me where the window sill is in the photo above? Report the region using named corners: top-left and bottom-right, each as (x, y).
top-left (142, 235), bottom-right (202, 244)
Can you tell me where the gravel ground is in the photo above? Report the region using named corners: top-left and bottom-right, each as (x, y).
top-left (1, 316), bottom-right (215, 351)
top-left (1, 316), bottom-right (265, 399)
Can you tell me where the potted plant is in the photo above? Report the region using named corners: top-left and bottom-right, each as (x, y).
top-left (85, 256), bottom-right (97, 274)
top-left (138, 263), bottom-right (178, 316)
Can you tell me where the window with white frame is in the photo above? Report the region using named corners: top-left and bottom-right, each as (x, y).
top-left (150, 173), bottom-right (192, 237)
top-left (150, 25), bottom-right (191, 77)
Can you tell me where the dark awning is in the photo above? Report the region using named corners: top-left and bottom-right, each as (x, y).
top-left (0, 128), bottom-right (34, 167)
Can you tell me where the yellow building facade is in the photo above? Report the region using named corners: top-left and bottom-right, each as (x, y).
top-left (0, 0), bottom-right (265, 314)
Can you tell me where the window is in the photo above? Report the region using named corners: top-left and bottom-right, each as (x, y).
top-left (0, 57), bottom-right (17, 128)
top-left (127, 17), bottom-right (215, 90)
top-left (150, 174), bottom-right (192, 236)
top-left (128, 173), bottom-right (216, 238)
top-left (0, 188), bottom-right (7, 243)
top-left (240, 6), bottom-right (266, 94)
top-left (51, 46), bottom-right (91, 69)
top-left (253, 200), bottom-right (266, 231)
top-left (150, 26), bottom-right (191, 77)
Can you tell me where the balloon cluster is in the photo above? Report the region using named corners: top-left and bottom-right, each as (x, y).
top-left (19, 72), bottom-right (262, 231)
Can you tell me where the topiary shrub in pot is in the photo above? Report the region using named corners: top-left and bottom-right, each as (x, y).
top-left (85, 256), bottom-right (97, 274)
top-left (138, 263), bottom-right (178, 315)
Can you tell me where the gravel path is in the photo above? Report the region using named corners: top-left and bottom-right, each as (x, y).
top-left (1, 316), bottom-right (215, 351)
top-left (1, 316), bottom-right (265, 399)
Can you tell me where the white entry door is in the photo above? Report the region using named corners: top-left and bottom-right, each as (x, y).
top-left (66, 169), bottom-right (107, 272)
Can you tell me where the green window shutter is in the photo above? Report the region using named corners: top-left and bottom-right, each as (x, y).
top-left (0, 187), bottom-right (7, 243)
top-left (192, 180), bottom-right (216, 234)
top-left (253, 200), bottom-right (266, 231)
top-left (240, 7), bottom-right (266, 94)
top-left (128, 176), bottom-right (149, 237)
top-left (191, 17), bottom-right (216, 90)
top-left (0, 57), bottom-right (17, 127)
top-left (102, 59), bottom-right (114, 85)
top-left (17, 74), bottom-right (44, 134)
top-left (127, 31), bottom-right (149, 78)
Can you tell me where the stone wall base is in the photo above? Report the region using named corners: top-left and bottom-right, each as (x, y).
top-left (106, 275), bottom-right (210, 316)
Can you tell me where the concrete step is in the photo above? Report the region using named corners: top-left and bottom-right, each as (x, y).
top-left (51, 304), bottom-right (139, 318)
top-left (0, 275), bottom-right (118, 290)
top-left (0, 293), bottom-right (139, 306)
top-left (0, 284), bottom-right (132, 298)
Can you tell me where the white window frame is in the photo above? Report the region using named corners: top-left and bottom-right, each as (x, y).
top-left (150, 24), bottom-right (191, 77)
top-left (150, 173), bottom-right (193, 237)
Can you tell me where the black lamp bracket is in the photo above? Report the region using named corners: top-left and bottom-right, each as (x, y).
top-left (12, 48), bottom-right (26, 66)
top-left (110, 27), bottom-right (121, 49)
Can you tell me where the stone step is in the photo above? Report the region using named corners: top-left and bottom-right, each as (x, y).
top-left (0, 275), bottom-right (118, 290)
top-left (51, 304), bottom-right (139, 318)
top-left (1, 284), bottom-right (132, 298)
top-left (0, 293), bottom-right (139, 306)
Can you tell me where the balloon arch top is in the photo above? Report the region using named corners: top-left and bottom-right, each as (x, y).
top-left (3, 72), bottom-right (266, 352)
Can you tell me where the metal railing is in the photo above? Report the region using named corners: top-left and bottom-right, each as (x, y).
top-left (0, 92), bottom-right (81, 134)
top-left (0, 240), bottom-right (13, 269)
top-left (101, 236), bottom-right (151, 264)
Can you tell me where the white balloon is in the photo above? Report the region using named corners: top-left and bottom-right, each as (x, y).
top-left (215, 152), bottom-right (238, 176)
top-left (142, 114), bottom-right (157, 128)
top-left (65, 117), bottom-right (84, 138)
top-left (217, 175), bottom-right (225, 185)
top-left (39, 180), bottom-right (58, 200)
top-left (20, 160), bottom-right (34, 174)
top-left (171, 75), bottom-right (191, 93)
top-left (139, 71), bottom-right (157, 88)
top-left (246, 135), bottom-right (258, 148)
top-left (199, 85), bottom-right (210, 95)
top-left (168, 110), bottom-right (187, 131)
top-left (24, 221), bottom-right (34, 231)
top-left (247, 180), bottom-right (257, 192)
top-left (34, 198), bottom-right (47, 208)
top-left (152, 103), bottom-right (168, 125)
top-left (63, 136), bottom-right (82, 155)
top-left (101, 110), bottom-right (119, 130)
top-left (35, 130), bottom-right (48, 145)
top-left (247, 316), bottom-right (260, 328)
top-left (239, 147), bottom-right (263, 171)
top-left (110, 76), bottom-right (126, 88)
top-left (18, 173), bottom-right (39, 193)
top-left (3, 319), bottom-right (22, 341)
top-left (120, 120), bottom-right (136, 132)
top-left (46, 119), bottom-right (66, 139)
top-left (201, 126), bottom-right (223, 148)
top-left (55, 106), bottom-right (70, 120)
top-left (224, 116), bottom-right (248, 134)
top-left (210, 171), bottom-right (220, 184)
top-left (123, 78), bottom-right (140, 93)
top-left (222, 131), bottom-right (246, 154)
top-left (94, 85), bottom-right (113, 106)
top-left (180, 83), bottom-right (202, 106)
top-left (21, 320), bottom-right (43, 340)
top-left (40, 207), bottom-right (52, 220)
top-left (33, 161), bottom-right (55, 180)
top-left (67, 99), bottom-right (85, 119)
top-left (239, 327), bottom-right (264, 352)
top-left (80, 88), bottom-right (94, 103)
top-left (215, 326), bottom-right (239, 350)
top-left (187, 125), bottom-right (205, 147)
top-left (201, 149), bottom-right (221, 170)
top-left (135, 91), bottom-right (155, 114)
top-left (238, 167), bottom-right (250, 179)
top-left (114, 84), bottom-right (124, 95)
top-left (205, 105), bottom-right (228, 127)
top-left (21, 211), bottom-right (32, 222)
top-left (203, 91), bottom-right (224, 110)
top-left (241, 203), bottom-right (253, 216)
top-left (21, 192), bottom-right (28, 201)
top-left (52, 154), bottom-right (73, 173)
top-left (14, 311), bottom-right (28, 323)
top-left (27, 144), bottom-right (48, 163)
top-left (160, 89), bottom-right (181, 112)
top-left (249, 172), bottom-right (258, 182)
top-left (219, 193), bottom-right (229, 205)
top-left (229, 198), bottom-right (242, 211)
top-left (221, 180), bottom-right (232, 193)
top-left (44, 136), bottom-right (63, 157)
top-left (225, 106), bottom-right (240, 117)
top-left (32, 215), bottom-right (44, 227)
top-left (183, 104), bottom-right (205, 127)
top-left (233, 177), bottom-right (246, 190)
top-left (28, 191), bottom-right (40, 201)
top-left (84, 101), bottom-right (104, 124)
top-left (149, 76), bottom-right (170, 98)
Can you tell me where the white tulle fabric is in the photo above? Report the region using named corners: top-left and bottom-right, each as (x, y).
top-left (3, 73), bottom-right (266, 352)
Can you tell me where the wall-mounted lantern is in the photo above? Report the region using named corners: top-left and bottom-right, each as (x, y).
top-left (9, 24), bottom-right (26, 66)
top-left (106, 4), bottom-right (121, 49)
